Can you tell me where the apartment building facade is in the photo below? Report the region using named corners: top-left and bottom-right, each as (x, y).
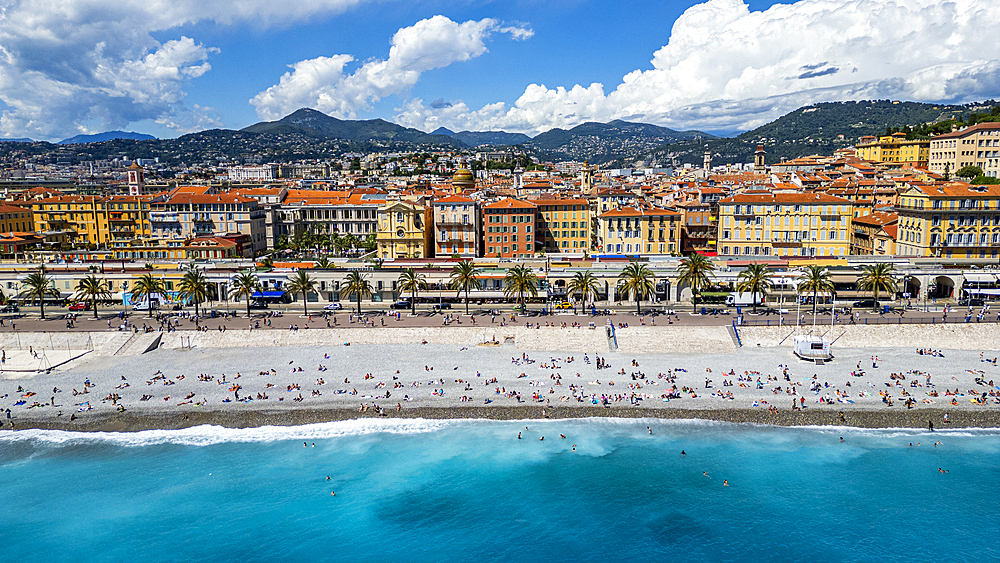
top-left (928, 122), bottom-right (1000, 178)
top-left (597, 205), bottom-right (680, 256)
top-left (150, 193), bottom-right (267, 255)
top-left (432, 195), bottom-right (480, 258)
top-left (532, 198), bottom-right (591, 253)
top-left (483, 198), bottom-right (536, 259)
top-left (856, 133), bottom-right (930, 168)
top-left (716, 192), bottom-right (854, 258)
top-left (895, 182), bottom-right (1000, 259)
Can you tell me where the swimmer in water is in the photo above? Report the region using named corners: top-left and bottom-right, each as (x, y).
top-left (304, 442), bottom-right (308, 447)
top-left (703, 471), bottom-right (710, 478)
top-left (539, 436), bottom-right (544, 441)
top-left (648, 427), bottom-right (652, 435)
top-left (840, 437), bottom-right (844, 442)
top-left (938, 468), bottom-right (949, 474)
top-left (723, 480), bottom-right (729, 486)
top-left (681, 450), bottom-right (686, 456)
top-left (325, 476), bottom-right (331, 481)
top-left (518, 432), bottom-right (521, 439)
top-left (572, 444), bottom-right (576, 451)
top-left (331, 491), bottom-right (336, 496)
top-left (560, 434), bottom-right (566, 439)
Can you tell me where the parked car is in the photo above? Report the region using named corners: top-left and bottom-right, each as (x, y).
top-left (389, 300), bottom-right (411, 310)
top-left (554, 301), bottom-right (573, 310)
top-left (1, 304), bottom-right (19, 313)
top-left (958, 297), bottom-right (985, 307)
top-left (68, 302), bottom-right (89, 312)
top-left (432, 303), bottom-right (452, 310)
top-left (249, 301), bottom-right (269, 309)
top-left (851, 300), bottom-right (883, 309)
top-left (323, 302), bottom-right (343, 311)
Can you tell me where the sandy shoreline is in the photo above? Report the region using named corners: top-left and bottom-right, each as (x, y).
top-left (8, 406), bottom-right (1000, 433)
top-left (2, 325), bottom-right (998, 434)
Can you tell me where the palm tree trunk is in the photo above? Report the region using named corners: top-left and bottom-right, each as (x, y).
top-left (194, 300), bottom-right (200, 318)
top-left (751, 290), bottom-right (757, 314)
top-left (465, 287), bottom-right (470, 315)
top-left (93, 298), bottom-right (99, 320)
top-left (411, 289), bottom-right (416, 316)
top-left (873, 287), bottom-right (879, 313)
top-left (246, 298), bottom-right (251, 319)
top-left (636, 294), bottom-right (641, 316)
top-left (357, 294), bottom-right (362, 316)
top-left (303, 290), bottom-right (308, 317)
top-left (39, 297), bottom-right (45, 320)
top-left (813, 288), bottom-right (817, 317)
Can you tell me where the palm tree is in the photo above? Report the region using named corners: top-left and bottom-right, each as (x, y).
top-left (566, 271), bottom-right (600, 313)
top-left (396, 268), bottom-right (426, 316)
top-left (74, 274), bottom-right (111, 319)
top-left (857, 263), bottom-right (897, 312)
top-left (342, 270), bottom-right (373, 315)
top-left (736, 262), bottom-right (773, 314)
top-left (503, 264), bottom-right (539, 312)
top-left (258, 257), bottom-right (274, 270)
top-left (179, 268), bottom-right (210, 318)
top-left (617, 262), bottom-right (656, 315)
top-left (229, 272), bottom-right (261, 318)
top-left (132, 273), bottom-right (166, 318)
top-left (449, 260), bottom-right (482, 314)
top-left (798, 264), bottom-right (835, 316)
top-left (314, 256), bottom-right (333, 269)
top-left (676, 254), bottom-right (716, 308)
top-left (19, 267), bottom-right (59, 320)
top-left (286, 269), bottom-right (318, 317)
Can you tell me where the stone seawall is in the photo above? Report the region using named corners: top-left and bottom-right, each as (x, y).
top-left (157, 324), bottom-right (739, 354)
top-left (737, 323), bottom-right (1000, 351)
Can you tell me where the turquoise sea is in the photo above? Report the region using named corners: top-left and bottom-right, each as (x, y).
top-left (2, 418), bottom-right (998, 562)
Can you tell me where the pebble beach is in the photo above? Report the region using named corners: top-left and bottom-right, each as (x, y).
top-left (3, 324), bottom-right (999, 431)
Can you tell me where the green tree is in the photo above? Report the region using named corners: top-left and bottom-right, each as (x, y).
top-left (397, 268), bottom-right (426, 315)
top-left (20, 267), bottom-right (60, 319)
top-left (797, 264), bottom-right (834, 316)
top-left (956, 165), bottom-right (984, 179)
top-left (449, 260), bottom-right (482, 315)
top-left (857, 263), bottom-right (897, 312)
top-left (74, 274), bottom-right (111, 320)
top-left (179, 268), bottom-right (210, 318)
top-left (314, 256), bottom-right (333, 269)
top-left (342, 270), bottom-right (373, 316)
top-left (736, 262), bottom-right (773, 314)
top-left (503, 264), bottom-right (539, 311)
top-left (676, 254), bottom-right (716, 307)
top-left (286, 269), bottom-right (318, 317)
top-left (132, 273), bottom-right (166, 318)
top-left (229, 272), bottom-right (261, 318)
top-left (258, 257), bottom-right (274, 270)
top-left (566, 271), bottom-right (600, 313)
top-left (617, 262), bottom-right (656, 315)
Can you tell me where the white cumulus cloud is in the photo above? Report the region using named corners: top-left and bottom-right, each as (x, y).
top-left (396, 0), bottom-right (1000, 135)
top-left (250, 15), bottom-right (533, 121)
top-left (0, 0), bottom-right (368, 140)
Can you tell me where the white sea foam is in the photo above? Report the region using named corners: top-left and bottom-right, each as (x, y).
top-left (1, 417), bottom-right (996, 448)
top-left (0, 418), bottom-right (458, 447)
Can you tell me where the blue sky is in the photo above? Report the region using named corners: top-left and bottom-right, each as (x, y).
top-left (1, 0), bottom-right (998, 141)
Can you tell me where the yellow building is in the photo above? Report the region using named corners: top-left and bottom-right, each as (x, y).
top-left (717, 192), bottom-right (854, 258)
top-left (532, 198), bottom-right (592, 253)
top-left (928, 122), bottom-right (1000, 178)
top-left (856, 133), bottom-right (930, 168)
top-left (850, 211), bottom-right (898, 255)
top-left (31, 195), bottom-right (152, 249)
top-left (598, 205), bottom-right (680, 256)
top-left (895, 181), bottom-right (1000, 258)
top-left (31, 196), bottom-right (106, 247)
top-left (0, 203), bottom-right (34, 233)
top-left (376, 200), bottom-right (433, 259)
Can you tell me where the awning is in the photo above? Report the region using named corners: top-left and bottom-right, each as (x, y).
top-left (830, 274), bottom-right (857, 283)
top-left (963, 273), bottom-right (998, 284)
top-left (963, 288), bottom-right (1000, 295)
top-left (251, 290), bottom-right (286, 299)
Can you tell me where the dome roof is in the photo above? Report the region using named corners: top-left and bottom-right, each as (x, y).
top-left (452, 167), bottom-right (474, 183)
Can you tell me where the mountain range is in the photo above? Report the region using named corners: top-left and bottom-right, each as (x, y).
top-left (1, 100), bottom-right (996, 168)
top-left (58, 131), bottom-right (156, 144)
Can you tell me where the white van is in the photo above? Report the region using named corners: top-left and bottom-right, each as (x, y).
top-left (725, 292), bottom-right (766, 307)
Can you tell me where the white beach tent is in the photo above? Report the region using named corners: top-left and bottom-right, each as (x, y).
top-left (793, 335), bottom-right (832, 361)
